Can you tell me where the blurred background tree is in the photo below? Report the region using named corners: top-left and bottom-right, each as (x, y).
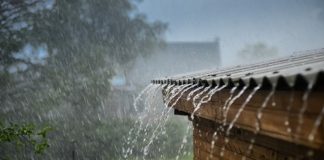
top-left (0, 0), bottom-right (185, 159)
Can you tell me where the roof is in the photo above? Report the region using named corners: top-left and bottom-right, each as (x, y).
top-left (151, 48), bottom-right (324, 89)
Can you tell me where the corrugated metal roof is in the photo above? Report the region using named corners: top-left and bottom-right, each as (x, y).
top-left (151, 49), bottom-right (324, 88)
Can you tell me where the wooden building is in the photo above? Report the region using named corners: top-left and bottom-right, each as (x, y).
top-left (152, 49), bottom-right (324, 159)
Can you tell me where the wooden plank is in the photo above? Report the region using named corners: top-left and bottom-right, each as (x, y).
top-left (216, 89), bottom-right (324, 114)
top-left (169, 88), bottom-right (324, 150)
top-left (193, 117), bottom-right (324, 160)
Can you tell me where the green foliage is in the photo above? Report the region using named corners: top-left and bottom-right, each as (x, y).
top-left (0, 0), bottom-right (169, 159)
top-left (0, 0), bottom-right (54, 68)
top-left (0, 122), bottom-right (52, 155)
top-left (0, 0), bottom-right (166, 72)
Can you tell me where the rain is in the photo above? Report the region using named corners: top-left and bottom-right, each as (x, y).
top-left (1, 0), bottom-right (324, 160)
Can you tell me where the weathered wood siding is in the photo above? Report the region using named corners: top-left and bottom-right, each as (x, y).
top-left (171, 86), bottom-right (324, 159)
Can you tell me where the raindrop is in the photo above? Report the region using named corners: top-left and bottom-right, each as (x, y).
top-left (308, 105), bottom-right (324, 142)
top-left (296, 82), bottom-right (314, 140)
top-left (243, 84), bottom-right (275, 159)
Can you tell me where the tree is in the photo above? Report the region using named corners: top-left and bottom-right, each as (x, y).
top-left (0, 0), bottom-right (166, 159)
top-left (0, 0), bottom-right (51, 69)
top-left (0, 123), bottom-right (51, 159)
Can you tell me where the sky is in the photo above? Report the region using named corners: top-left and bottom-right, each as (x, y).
top-left (138, 0), bottom-right (324, 66)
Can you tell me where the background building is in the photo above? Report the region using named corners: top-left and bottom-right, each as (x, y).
top-left (128, 39), bottom-right (221, 85)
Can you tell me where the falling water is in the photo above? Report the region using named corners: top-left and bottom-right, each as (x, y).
top-left (132, 84), bottom-right (154, 113)
top-left (161, 84), bottom-right (177, 105)
top-left (123, 84), bottom-right (160, 158)
top-left (126, 83), bottom-right (174, 159)
top-left (192, 85), bottom-right (212, 107)
top-left (222, 85), bottom-right (239, 126)
top-left (165, 83), bottom-right (175, 92)
top-left (284, 91), bottom-right (295, 135)
top-left (308, 105), bottom-right (324, 141)
top-left (142, 83), bottom-right (197, 159)
top-left (140, 84), bottom-right (167, 139)
top-left (186, 84), bottom-right (227, 159)
top-left (208, 85), bottom-right (236, 158)
top-left (142, 84), bottom-right (181, 159)
top-left (203, 85), bottom-right (227, 104)
top-left (255, 85), bottom-right (275, 134)
top-left (190, 85), bottom-right (213, 119)
top-left (223, 85), bottom-right (248, 127)
top-left (157, 84), bottom-right (187, 123)
top-left (163, 84), bottom-right (177, 103)
top-left (154, 84), bottom-right (193, 133)
top-left (187, 85), bottom-right (204, 100)
top-left (171, 84), bottom-right (198, 107)
top-left (153, 84), bottom-right (198, 159)
top-left (296, 82), bottom-right (314, 139)
top-left (165, 84), bottom-right (191, 106)
top-left (209, 127), bottom-right (221, 160)
top-left (141, 84), bottom-right (193, 145)
top-left (175, 123), bottom-right (192, 160)
top-left (191, 85), bottom-right (227, 120)
top-left (124, 84), bottom-right (155, 154)
top-left (220, 85), bottom-right (260, 158)
top-left (242, 84), bottom-right (275, 160)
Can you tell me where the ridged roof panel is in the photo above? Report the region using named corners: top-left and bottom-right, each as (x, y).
top-left (151, 49), bottom-right (324, 89)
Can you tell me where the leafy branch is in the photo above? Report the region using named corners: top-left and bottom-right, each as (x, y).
top-left (0, 123), bottom-right (52, 154)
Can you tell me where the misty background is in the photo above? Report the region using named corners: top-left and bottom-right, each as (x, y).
top-left (1, 0), bottom-right (323, 159)
top-left (139, 0), bottom-right (324, 66)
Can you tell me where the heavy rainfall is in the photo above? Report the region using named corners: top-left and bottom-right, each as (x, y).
top-left (1, 0), bottom-right (324, 160)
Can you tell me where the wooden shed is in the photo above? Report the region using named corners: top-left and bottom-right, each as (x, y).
top-left (152, 50), bottom-right (324, 160)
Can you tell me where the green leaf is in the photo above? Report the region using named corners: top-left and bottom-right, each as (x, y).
top-left (37, 126), bottom-right (53, 138)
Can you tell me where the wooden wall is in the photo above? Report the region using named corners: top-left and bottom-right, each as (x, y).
top-left (193, 117), bottom-right (323, 160)
top-left (170, 86), bottom-right (324, 159)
